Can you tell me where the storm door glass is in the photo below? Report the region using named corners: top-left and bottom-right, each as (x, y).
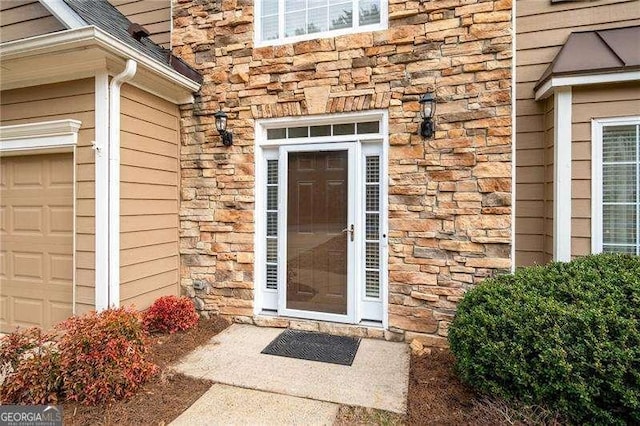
top-left (286, 150), bottom-right (348, 314)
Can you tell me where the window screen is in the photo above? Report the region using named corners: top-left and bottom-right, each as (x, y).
top-left (602, 124), bottom-right (640, 255)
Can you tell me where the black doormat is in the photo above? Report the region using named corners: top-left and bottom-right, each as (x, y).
top-left (261, 329), bottom-right (361, 366)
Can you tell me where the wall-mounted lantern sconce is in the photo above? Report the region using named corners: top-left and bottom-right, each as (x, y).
top-left (418, 92), bottom-right (436, 139)
top-left (214, 110), bottom-right (233, 146)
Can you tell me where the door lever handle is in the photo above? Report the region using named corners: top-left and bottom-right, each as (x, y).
top-left (342, 224), bottom-right (354, 241)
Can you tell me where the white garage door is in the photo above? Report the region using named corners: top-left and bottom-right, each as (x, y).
top-left (0, 153), bottom-right (73, 332)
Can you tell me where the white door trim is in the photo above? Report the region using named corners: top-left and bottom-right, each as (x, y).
top-left (253, 111), bottom-right (389, 327)
top-left (278, 142), bottom-right (357, 324)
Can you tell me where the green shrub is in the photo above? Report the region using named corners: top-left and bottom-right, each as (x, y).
top-left (449, 253), bottom-right (640, 425)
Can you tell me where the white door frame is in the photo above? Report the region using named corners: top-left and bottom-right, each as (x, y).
top-left (254, 111), bottom-right (389, 328)
top-left (278, 142), bottom-right (357, 324)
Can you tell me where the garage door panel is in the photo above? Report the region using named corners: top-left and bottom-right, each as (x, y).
top-left (0, 153), bottom-right (73, 332)
top-left (12, 206), bottom-right (43, 233)
top-left (13, 297), bottom-right (44, 327)
top-left (50, 254), bottom-right (73, 282)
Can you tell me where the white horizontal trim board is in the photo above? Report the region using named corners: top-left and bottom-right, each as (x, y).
top-left (0, 119), bottom-right (81, 154)
top-left (536, 70), bottom-right (640, 100)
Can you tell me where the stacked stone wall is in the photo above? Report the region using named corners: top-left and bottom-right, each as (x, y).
top-left (173, 0), bottom-right (512, 344)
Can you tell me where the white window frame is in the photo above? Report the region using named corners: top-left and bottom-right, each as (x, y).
top-left (254, 0), bottom-right (388, 47)
top-left (591, 116), bottom-right (640, 254)
top-left (254, 110), bottom-right (389, 328)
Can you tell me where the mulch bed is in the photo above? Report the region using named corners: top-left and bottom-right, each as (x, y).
top-left (407, 349), bottom-right (507, 426)
top-left (63, 316), bottom-right (229, 426)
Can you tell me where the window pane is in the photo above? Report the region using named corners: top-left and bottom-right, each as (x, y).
top-left (366, 155), bottom-right (380, 183)
top-left (366, 185), bottom-right (379, 211)
top-left (366, 213), bottom-right (379, 239)
top-left (285, 10), bottom-right (307, 37)
top-left (366, 270), bottom-right (380, 298)
top-left (267, 212), bottom-right (278, 236)
top-left (266, 239), bottom-right (278, 263)
top-left (310, 125), bottom-right (331, 136)
top-left (333, 123), bottom-right (355, 135)
top-left (308, 6), bottom-right (328, 33)
top-left (603, 245), bottom-right (636, 254)
top-left (267, 186), bottom-right (278, 210)
top-left (288, 127), bottom-right (309, 138)
top-left (329, 3), bottom-right (353, 30)
top-left (603, 204), bottom-right (636, 245)
top-left (267, 128), bottom-right (286, 140)
top-left (285, 0), bottom-right (305, 11)
top-left (261, 15), bottom-right (279, 40)
top-left (266, 264), bottom-right (278, 289)
top-left (603, 125), bottom-right (636, 163)
top-left (366, 242), bottom-right (379, 269)
top-left (359, 0), bottom-right (380, 25)
top-left (267, 160), bottom-right (279, 184)
top-left (603, 163), bottom-right (637, 203)
top-left (357, 121), bottom-right (380, 134)
top-left (262, 0), bottom-right (279, 16)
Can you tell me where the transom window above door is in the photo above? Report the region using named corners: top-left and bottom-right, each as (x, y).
top-left (256, 0), bottom-right (386, 45)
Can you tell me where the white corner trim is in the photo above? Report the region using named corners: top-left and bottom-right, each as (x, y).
top-left (108, 60), bottom-right (138, 308)
top-left (536, 70), bottom-right (640, 100)
top-left (591, 116), bottom-right (640, 254)
top-left (0, 119), bottom-right (81, 153)
top-left (39, 0), bottom-right (87, 29)
top-left (94, 71), bottom-right (109, 311)
top-left (553, 87), bottom-right (572, 262)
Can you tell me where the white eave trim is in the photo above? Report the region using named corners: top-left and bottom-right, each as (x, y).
top-left (535, 70), bottom-right (640, 100)
top-left (0, 26), bottom-right (200, 94)
top-left (39, 0), bottom-right (87, 29)
top-left (0, 119), bottom-right (81, 153)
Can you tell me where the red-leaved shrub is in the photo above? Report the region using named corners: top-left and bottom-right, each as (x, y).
top-left (143, 295), bottom-right (199, 334)
top-left (0, 328), bottom-right (62, 405)
top-left (57, 307), bottom-right (157, 405)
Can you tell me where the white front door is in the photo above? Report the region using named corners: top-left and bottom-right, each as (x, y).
top-left (255, 114), bottom-right (387, 326)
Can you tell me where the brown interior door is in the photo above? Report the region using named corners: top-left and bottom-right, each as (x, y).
top-left (286, 150), bottom-right (348, 315)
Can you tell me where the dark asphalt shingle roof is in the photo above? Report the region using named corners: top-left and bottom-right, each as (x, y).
top-left (62, 0), bottom-right (202, 84)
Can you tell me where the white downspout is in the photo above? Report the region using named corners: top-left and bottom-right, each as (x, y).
top-left (108, 59), bottom-right (137, 307)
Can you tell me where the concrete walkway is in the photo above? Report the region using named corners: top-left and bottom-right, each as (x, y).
top-left (171, 324), bottom-right (409, 424)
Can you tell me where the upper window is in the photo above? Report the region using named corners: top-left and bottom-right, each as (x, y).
top-left (257, 0), bottom-right (386, 45)
top-left (593, 119), bottom-right (640, 255)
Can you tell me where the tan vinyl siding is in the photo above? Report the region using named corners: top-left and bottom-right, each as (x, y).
top-left (0, 79), bottom-right (96, 314)
top-left (515, 0), bottom-right (640, 266)
top-left (108, 0), bottom-right (171, 48)
top-left (0, 1), bottom-right (65, 42)
top-left (119, 83), bottom-right (179, 309)
top-left (571, 83), bottom-right (640, 257)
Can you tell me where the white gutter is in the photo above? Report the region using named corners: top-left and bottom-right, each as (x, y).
top-left (0, 26), bottom-right (200, 93)
top-left (94, 72), bottom-right (109, 311)
top-left (107, 59), bottom-right (137, 308)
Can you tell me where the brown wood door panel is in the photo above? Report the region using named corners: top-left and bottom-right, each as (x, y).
top-left (286, 150), bottom-right (348, 315)
top-left (0, 153), bottom-right (73, 332)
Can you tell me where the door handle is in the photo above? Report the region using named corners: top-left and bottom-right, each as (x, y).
top-left (342, 224), bottom-right (354, 242)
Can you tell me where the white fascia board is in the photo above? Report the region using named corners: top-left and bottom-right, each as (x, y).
top-left (535, 70), bottom-right (640, 100)
top-left (0, 26), bottom-right (200, 94)
top-left (39, 0), bottom-right (87, 29)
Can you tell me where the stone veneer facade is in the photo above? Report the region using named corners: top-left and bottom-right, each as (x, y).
top-left (173, 0), bottom-right (513, 346)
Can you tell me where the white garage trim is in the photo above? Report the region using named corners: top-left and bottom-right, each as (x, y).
top-left (0, 119), bottom-right (80, 315)
top-left (0, 119), bottom-right (81, 155)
